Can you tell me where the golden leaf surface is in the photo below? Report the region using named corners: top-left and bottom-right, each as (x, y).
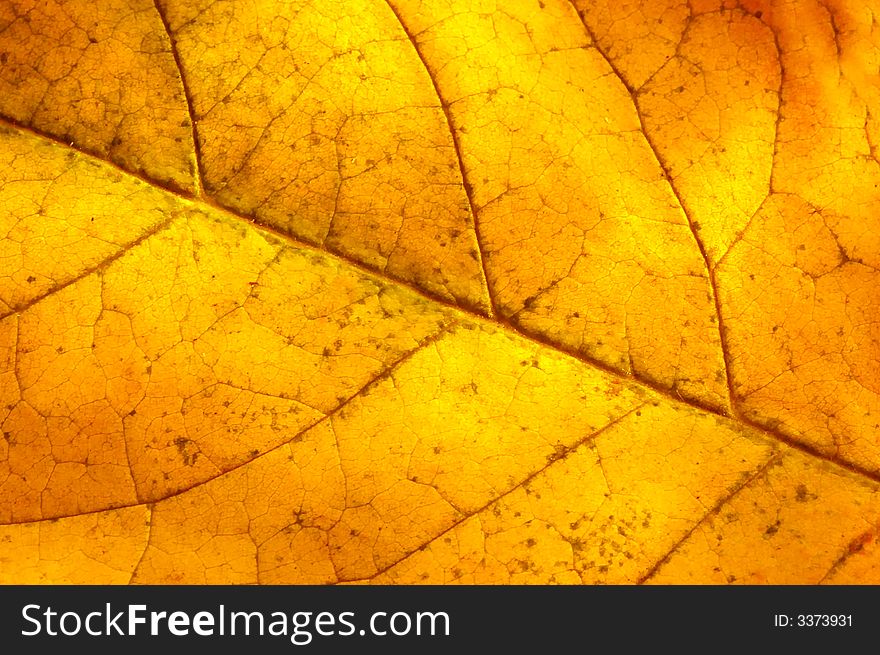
top-left (0, 0), bottom-right (878, 584)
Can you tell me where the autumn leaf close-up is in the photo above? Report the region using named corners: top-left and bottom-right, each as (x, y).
top-left (0, 0), bottom-right (878, 586)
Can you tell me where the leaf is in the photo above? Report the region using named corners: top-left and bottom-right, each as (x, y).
top-left (0, 0), bottom-right (878, 584)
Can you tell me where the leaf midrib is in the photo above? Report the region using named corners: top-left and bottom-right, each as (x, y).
top-left (1, 114), bottom-right (877, 497)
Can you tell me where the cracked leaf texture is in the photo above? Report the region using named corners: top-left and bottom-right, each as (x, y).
top-left (1, 0), bottom-right (879, 584)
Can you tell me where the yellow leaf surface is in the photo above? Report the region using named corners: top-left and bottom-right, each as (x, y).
top-left (0, 0), bottom-right (878, 584)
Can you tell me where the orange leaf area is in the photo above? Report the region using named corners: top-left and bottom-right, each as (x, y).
top-left (0, 0), bottom-right (878, 584)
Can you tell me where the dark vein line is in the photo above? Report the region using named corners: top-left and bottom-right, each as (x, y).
top-left (380, 0), bottom-right (498, 319)
top-left (0, 216), bottom-right (178, 321)
top-left (151, 0), bottom-right (204, 197)
top-left (341, 403), bottom-right (648, 583)
top-left (3, 117), bottom-right (880, 488)
top-left (637, 453), bottom-right (783, 584)
top-left (818, 523), bottom-right (879, 584)
top-left (128, 504), bottom-right (154, 585)
top-left (566, 0), bottom-right (739, 416)
top-left (761, 12), bottom-right (785, 195)
top-left (0, 322), bottom-right (457, 527)
top-left (11, 314), bottom-right (20, 396)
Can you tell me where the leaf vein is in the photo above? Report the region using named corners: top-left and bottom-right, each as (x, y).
top-left (151, 0), bottom-right (204, 197)
top-left (566, 0), bottom-right (738, 415)
top-left (380, 0), bottom-right (497, 319)
top-left (3, 117), bottom-right (879, 487)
